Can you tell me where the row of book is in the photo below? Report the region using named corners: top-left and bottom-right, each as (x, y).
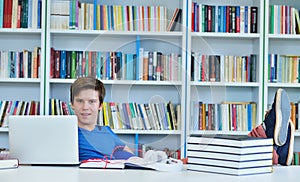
top-left (0, 100), bottom-right (40, 127)
top-left (191, 101), bottom-right (257, 132)
top-left (0, 0), bottom-right (42, 29)
top-left (290, 102), bottom-right (300, 131)
top-left (268, 54), bottom-right (300, 83)
top-left (191, 3), bottom-right (258, 33)
top-left (187, 134), bottom-right (273, 175)
top-left (51, 1), bottom-right (182, 32)
top-left (191, 53), bottom-right (257, 83)
top-left (50, 48), bottom-right (182, 81)
top-left (49, 98), bottom-right (181, 131)
top-left (49, 98), bottom-right (74, 116)
top-left (0, 47), bottom-right (41, 79)
top-left (269, 5), bottom-right (300, 34)
top-left (100, 102), bottom-right (180, 130)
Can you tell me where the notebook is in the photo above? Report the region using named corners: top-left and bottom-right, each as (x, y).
top-left (8, 115), bottom-right (79, 165)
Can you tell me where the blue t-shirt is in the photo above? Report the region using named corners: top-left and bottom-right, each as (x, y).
top-left (78, 126), bottom-right (134, 161)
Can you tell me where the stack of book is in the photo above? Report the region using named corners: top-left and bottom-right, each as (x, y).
top-left (187, 134), bottom-right (273, 176)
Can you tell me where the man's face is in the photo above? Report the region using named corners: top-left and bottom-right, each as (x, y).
top-left (71, 89), bottom-right (101, 130)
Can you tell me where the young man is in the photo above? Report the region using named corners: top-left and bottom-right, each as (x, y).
top-left (248, 88), bottom-right (295, 166)
top-left (71, 77), bottom-right (294, 165)
top-left (70, 77), bottom-right (135, 161)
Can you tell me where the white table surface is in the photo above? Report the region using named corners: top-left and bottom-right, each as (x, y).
top-left (0, 165), bottom-right (299, 182)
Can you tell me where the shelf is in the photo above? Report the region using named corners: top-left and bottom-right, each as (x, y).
top-left (267, 83), bottom-right (300, 88)
top-left (114, 130), bottom-right (181, 135)
top-left (189, 130), bottom-right (300, 137)
top-left (0, 78), bottom-right (41, 83)
top-left (268, 34), bottom-right (300, 40)
top-left (0, 127), bottom-right (181, 135)
top-left (0, 29), bottom-right (42, 34)
top-left (191, 82), bottom-right (260, 87)
top-left (50, 79), bottom-right (182, 86)
top-left (190, 130), bottom-right (250, 135)
top-left (191, 32), bottom-right (260, 39)
top-left (50, 29), bottom-right (184, 37)
top-left (3, 127), bottom-right (299, 137)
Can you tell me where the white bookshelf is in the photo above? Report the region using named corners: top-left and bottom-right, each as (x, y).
top-left (1, 0), bottom-right (300, 155)
top-left (185, 0), bottom-right (264, 146)
top-left (0, 1), bottom-right (46, 148)
top-left (43, 0), bottom-right (187, 156)
top-left (264, 0), bottom-right (300, 134)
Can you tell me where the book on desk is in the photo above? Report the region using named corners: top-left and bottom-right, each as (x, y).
top-left (0, 149), bottom-right (19, 170)
top-left (186, 134), bottom-right (273, 175)
top-left (79, 156), bottom-right (183, 172)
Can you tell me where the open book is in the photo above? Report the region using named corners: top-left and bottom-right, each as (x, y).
top-left (79, 156), bottom-right (183, 172)
top-left (0, 150), bottom-right (19, 170)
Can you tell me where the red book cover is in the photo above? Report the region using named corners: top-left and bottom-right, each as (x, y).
top-left (201, 55), bottom-right (206, 81)
top-left (127, 6), bottom-right (131, 31)
top-left (50, 48), bottom-right (55, 78)
top-left (198, 101), bottom-right (203, 130)
top-left (61, 102), bottom-right (70, 115)
top-left (29, 101), bottom-right (36, 115)
top-left (191, 2), bottom-right (195, 32)
top-left (17, 2), bottom-right (21, 28)
top-left (3, 0), bottom-right (13, 28)
top-left (226, 6), bottom-right (230, 32)
top-left (231, 104), bottom-right (237, 131)
top-left (207, 6), bottom-right (212, 32)
top-left (37, 47), bottom-right (41, 78)
top-left (54, 50), bottom-right (60, 78)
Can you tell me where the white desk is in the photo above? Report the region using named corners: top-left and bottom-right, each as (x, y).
top-left (0, 166), bottom-right (299, 182)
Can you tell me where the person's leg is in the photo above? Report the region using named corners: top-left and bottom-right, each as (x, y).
top-left (263, 88), bottom-right (290, 146)
top-left (248, 125), bottom-right (278, 165)
top-left (248, 88), bottom-right (293, 165)
top-left (275, 120), bottom-right (295, 166)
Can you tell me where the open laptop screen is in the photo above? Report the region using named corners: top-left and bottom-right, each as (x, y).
top-left (8, 115), bottom-right (79, 165)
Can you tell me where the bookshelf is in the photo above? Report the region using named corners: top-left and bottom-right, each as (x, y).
top-left (1, 0), bottom-right (300, 155)
top-left (0, 0), bottom-right (46, 148)
top-left (185, 0), bottom-right (264, 145)
top-left (265, 0), bottom-right (300, 151)
top-left (44, 0), bottom-right (187, 157)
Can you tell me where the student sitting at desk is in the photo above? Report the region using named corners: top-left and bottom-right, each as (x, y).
top-left (70, 77), bottom-right (135, 162)
top-left (70, 77), bottom-right (294, 166)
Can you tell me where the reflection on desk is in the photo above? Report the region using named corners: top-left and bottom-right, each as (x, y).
top-left (0, 166), bottom-right (300, 182)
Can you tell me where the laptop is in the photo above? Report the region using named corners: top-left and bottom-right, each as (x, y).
top-left (8, 115), bottom-right (79, 165)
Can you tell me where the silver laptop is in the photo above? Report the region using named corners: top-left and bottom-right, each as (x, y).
top-left (8, 115), bottom-right (79, 165)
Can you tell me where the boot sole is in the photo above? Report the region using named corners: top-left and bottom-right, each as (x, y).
top-left (285, 121), bottom-right (295, 165)
top-left (274, 88), bottom-right (290, 146)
